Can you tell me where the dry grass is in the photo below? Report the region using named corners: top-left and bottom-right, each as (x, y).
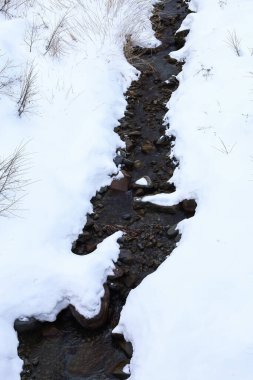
top-left (0, 144), bottom-right (31, 217)
top-left (226, 30), bottom-right (241, 56)
top-left (0, 57), bottom-right (19, 96)
top-left (24, 20), bottom-right (39, 53)
top-left (0, 0), bottom-right (34, 17)
top-left (44, 13), bottom-right (71, 57)
top-left (123, 37), bottom-right (155, 72)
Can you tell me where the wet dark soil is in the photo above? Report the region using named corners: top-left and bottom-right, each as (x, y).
top-left (18, 1), bottom-right (195, 379)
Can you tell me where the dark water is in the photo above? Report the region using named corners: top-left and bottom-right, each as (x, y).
top-left (18, 1), bottom-right (193, 379)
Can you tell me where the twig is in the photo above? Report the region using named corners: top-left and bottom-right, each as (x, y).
top-left (17, 62), bottom-right (38, 117)
top-left (0, 143), bottom-right (31, 217)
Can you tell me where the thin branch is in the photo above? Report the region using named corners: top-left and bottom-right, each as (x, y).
top-left (0, 143), bottom-right (31, 217)
top-left (226, 30), bottom-right (241, 56)
top-left (17, 62), bottom-right (38, 117)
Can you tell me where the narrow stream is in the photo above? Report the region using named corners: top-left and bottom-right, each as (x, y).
top-left (18, 1), bottom-right (194, 379)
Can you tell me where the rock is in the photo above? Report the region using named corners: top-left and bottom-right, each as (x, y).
top-left (125, 137), bottom-right (134, 151)
top-left (108, 266), bottom-right (125, 280)
top-left (134, 175), bottom-right (153, 189)
top-left (122, 213), bottom-right (131, 220)
top-left (167, 225), bottom-right (179, 239)
top-left (117, 341), bottom-right (133, 359)
top-left (133, 160), bottom-right (143, 169)
top-left (85, 216), bottom-right (94, 229)
top-left (14, 317), bottom-right (41, 333)
top-left (114, 155), bottom-right (124, 166)
top-left (108, 281), bottom-right (124, 293)
top-left (128, 131), bottom-right (141, 137)
top-left (167, 75), bottom-right (179, 88)
top-left (119, 249), bottom-right (134, 265)
top-left (155, 135), bottom-right (170, 146)
top-left (111, 360), bottom-right (130, 379)
top-left (31, 358), bottom-right (39, 367)
top-left (77, 231), bottom-right (90, 243)
top-left (42, 326), bottom-right (61, 338)
top-left (111, 171), bottom-right (131, 192)
top-left (70, 285), bottom-right (110, 330)
top-left (117, 236), bottom-right (125, 244)
top-left (86, 242), bottom-right (97, 253)
top-left (167, 55), bottom-right (177, 64)
top-left (137, 242), bottom-right (144, 251)
top-left (135, 188), bottom-right (144, 196)
top-left (181, 199), bottom-right (197, 214)
top-left (124, 274), bottom-right (137, 288)
top-left (122, 158), bottom-right (134, 168)
top-left (141, 140), bottom-right (156, 153)
top-left (112, 332), bottom-right (125, 341)
top-left (175, 29), bottom-right (189, 49)
top-left (99, 186), bottom-right (108, 194)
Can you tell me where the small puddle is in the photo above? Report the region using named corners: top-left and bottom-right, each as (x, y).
top-left (18, 1), bottom-right (194, 379)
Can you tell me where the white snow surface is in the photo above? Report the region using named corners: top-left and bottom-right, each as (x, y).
top-left (135, 177), bottom-right (148, 186)
top-left (0, 1), bottom-right (160, 378)
top-left (115, 0), bottom-right (253, 379)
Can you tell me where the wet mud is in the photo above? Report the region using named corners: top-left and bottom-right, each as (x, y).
top-left (18, 1), bottom-right (195, 379)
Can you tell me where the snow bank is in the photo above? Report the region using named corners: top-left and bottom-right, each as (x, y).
top-left (116, 1), bottom-right (253, 379)
top-left (0, 1), bottom-right (159, 378)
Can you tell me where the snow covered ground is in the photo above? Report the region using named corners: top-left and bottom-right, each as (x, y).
top-left (115, 0), bottom-right (253, 379)
top-left (0, 1), bottom-right (159, 378)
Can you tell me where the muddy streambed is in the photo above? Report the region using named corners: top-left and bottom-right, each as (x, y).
top-left (18, 1), bottom-right (195, 379)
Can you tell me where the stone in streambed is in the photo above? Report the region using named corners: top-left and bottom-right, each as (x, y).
top-left (70, 285), bottom-right (110, 330)
top-left (167, 225), bottom-right (179, 239)
top-left (141, 140), bottom-right (156, 153)
top-left (111, 171), bottom-right (131, 192)
top-left (123, 274), bottom-right (137, 288)
top-left (111, 360), bottom-right (130, 379)
top-left (119, 249), bottom-right (134, 265)
top-left (121, 213), bottom-right (131, 221)
top-left (117, 341), bottom-right (133, 359)
top-left (181, 199), bottom-right (197, 214)
top-left (14, 317), bottom-right (41, 333)
top-left (155, 135), bottom-right (170, 146)
top-left (108, 266), bottom-right (125, 280)
top-left (133, 160), bottom-right (143, 169)
top-left (134, 175), bottom-right (153, 189)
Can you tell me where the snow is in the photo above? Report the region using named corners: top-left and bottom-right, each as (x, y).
top-left (0, 1), bottom-right (160, 379)
top-left (1, 0), bottom-right (253, 379)
top-left (135, 177), bottom-right (148, 186)
top-left (115, 0), bottom-right (253, 379)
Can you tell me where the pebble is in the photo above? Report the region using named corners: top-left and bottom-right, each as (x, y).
top-left (124, 274), bottom-right (137, 288)
top-left (122, 213), bottom-right (131, 220)
top-left (119, 249), bottom-right (134, 265)
top-left (167, 225), bottom-right (179, 239)
top-left (181, 199), bottom-right (197, 214)
top-left (111, 360), bottom-right (130, 379)
top-left (141, 140), bottom-right (156, 153)
top-left (137, 243), bottom-right (144, 251)
top-left (117, 341), bottom-right (133, 359)
top-left (14, 317), bottom-right (41, 333)
top-left (133, 160), bottom-right (143, 169)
